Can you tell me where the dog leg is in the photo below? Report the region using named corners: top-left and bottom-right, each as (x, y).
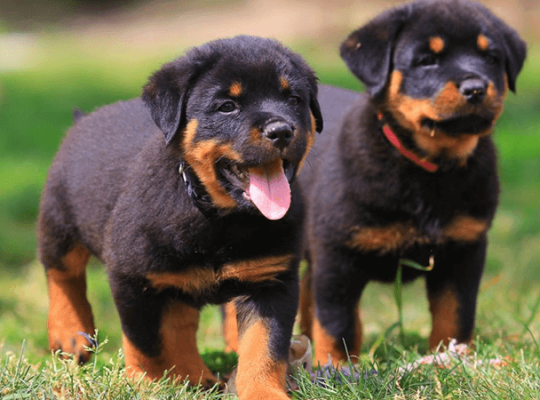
top-left (235, 277), bottom-right (298, 400)
top-left (45, 243), bottom-right (95, 363)
top-left (311, 250), bottom-right (366, 366)
top-left (125, 302), bottom-right (217, 388)
top-left (110, 274), bottom-right (218, 387)
top-left (222, 302), bottom-right (239, 353)
top-left (426, 240), bottom-right (486, 349)
top-left (299, 265), bottom-right (314, 339)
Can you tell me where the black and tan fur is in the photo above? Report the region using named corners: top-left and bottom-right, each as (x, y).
top-left (299, 0), bottom-right (526, 365)
top-left (38, 35), bottom-right (322, 400)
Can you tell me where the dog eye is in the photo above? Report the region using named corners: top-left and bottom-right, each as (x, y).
top-left (218, 101), bottom-right (237, 113)
top-left (485, 52), bottom-right (500, 65)
top-left (416, 55), bottom-right (437, 67)
top-left (288, 96), bottom-right (301, 106)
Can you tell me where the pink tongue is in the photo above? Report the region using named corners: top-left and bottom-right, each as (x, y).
top-left (248, 160), bottom-right (291, 220)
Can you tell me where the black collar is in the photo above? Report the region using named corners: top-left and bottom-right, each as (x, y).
top-left (178, 160), bottom-right (219, 219)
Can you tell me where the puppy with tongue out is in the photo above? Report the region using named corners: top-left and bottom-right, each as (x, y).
top-left (179, 67), bottom-right (323, 221)
top-left (145, 37), bottom-right (324, 399)
top-left (38, 36), bottom-right (323, 400)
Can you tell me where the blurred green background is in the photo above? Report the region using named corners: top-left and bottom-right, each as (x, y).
top-left (0, 0), bottom-right (539, 361)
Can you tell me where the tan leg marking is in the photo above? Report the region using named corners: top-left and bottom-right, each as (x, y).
top-left (313, 313), bottom-right (361, 367)
top-left (236, 320), bottom-right (289, 400)
top-left (47, 243), bottom-right (95, 362)
top-left (223, 302), bottom-right (239, 353)
top-left (428, 287), bottom-right (466, 350)
top-left (123, 302), bottom-right (217, 388)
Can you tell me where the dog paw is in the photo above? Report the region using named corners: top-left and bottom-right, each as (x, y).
top-left (50, 331), bottom-right (95, 364)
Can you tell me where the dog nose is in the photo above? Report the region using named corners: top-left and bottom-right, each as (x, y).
top-left (263, 121), bottom-right (293, 151)
top-left (459, 79), bottom-right (487, 104)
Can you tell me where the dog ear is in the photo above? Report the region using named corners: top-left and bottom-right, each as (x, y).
top-left (142, 49), bottom-right (217, 146)
top-left (475, 4), bottom-right (527, 93)
top-left (310, 92), bottom-right (324, 133)
top-left (503, 33), bottom-right (527, 93)
top-left (498, 28), bottom-right (527, 93)
top-left (305, 75), bottom-right (323, 133)
top-left (285, 50), bottom-right (324, 133)
top-left (142, 61), bottom-right (191, 146)
top-left (340, 7), bottom-right (409, 99)
top-left (288, 52), bottom-right (324, 133)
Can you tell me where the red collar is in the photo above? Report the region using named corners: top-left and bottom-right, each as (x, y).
top-left (378, 114), bottom-right (438, 173)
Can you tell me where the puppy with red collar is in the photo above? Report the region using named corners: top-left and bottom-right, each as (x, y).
top-left (299, 0), bottom-right (526, 365)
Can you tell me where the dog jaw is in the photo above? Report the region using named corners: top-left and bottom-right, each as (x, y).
top-left (386, 70), bottom-right (505, 161)
top-left (181, 118), bottom-right (302, 219)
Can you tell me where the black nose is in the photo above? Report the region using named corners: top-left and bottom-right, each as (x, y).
top-left (263, 121), bottom-right (293, 151)
top-left (459, 79), bottom-right (487, 104)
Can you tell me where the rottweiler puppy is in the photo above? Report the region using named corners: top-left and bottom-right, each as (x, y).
top-left (38, 35), bottom-right (322, 399)
top-left (299, 0), bottom-right (526, 365)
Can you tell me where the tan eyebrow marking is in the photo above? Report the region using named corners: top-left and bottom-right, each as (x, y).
top-left (477, 34), bottom-right (490, 51)
top-left (429, 36), bottom-right (445, 54)
top-left (229, 81), bottom-right (242, 97)
top-left (279, 76), bottom-right (290, 90)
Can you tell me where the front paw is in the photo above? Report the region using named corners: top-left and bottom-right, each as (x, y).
top-left (49, 331), bottom-right (95, 364)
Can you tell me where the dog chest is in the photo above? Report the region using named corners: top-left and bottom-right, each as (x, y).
top-left (345, 214), bottom-right (488, 255)
top-left (145, 254), bottom-right (294, 299)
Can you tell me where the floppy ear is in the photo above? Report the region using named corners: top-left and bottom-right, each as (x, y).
top-left (287, 52), bottom-right (324, 133)
top-left (142, 61), bottom-right (190, 146)
top-left (309, 84), bottom-right (324, 133)
top-left (475, 3), bottom-right (527, 92)
top-left (499, 29), bottom-right (527, 92)
top-left (284, 50), bottom-right (324, 133)
top-left (340, 7), bottom-right (409, 99)
top-left (142, 48), bottom-right (217, 146)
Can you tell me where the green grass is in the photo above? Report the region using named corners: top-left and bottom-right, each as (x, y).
top-left (0, 29), bottom-right (539, 399)
top-left (2, 332), bottom-right (540, 399)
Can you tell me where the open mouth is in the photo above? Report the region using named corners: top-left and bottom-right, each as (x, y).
top-left (422, 115), bottom-right (494, 136)
top-left (219, 159), bottom-right (295, 220)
